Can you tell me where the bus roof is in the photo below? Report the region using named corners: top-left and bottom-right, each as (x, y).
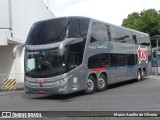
top-left (33, 16), bottom-right (149, 37)
top-left (90, 17), bottom-right (149, 37)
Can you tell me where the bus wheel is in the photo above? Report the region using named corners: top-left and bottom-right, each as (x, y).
top-left (141, 69), bottom-right (146, 80)
top-left (97, 74), bottom-right (107, 92)
top-left (83, 76), bottom-right (96, 95)
top-left (136, 69), bottom-right (142, 82)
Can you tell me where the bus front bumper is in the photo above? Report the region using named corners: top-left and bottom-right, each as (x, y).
top-left (24, 80), bottom-right (70, 94)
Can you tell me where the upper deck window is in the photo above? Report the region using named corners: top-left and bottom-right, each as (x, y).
top-left (90, 22), bottom-right (109, 43)
top-left (26, 17), bottom-right (90, 45)
top-left (27, 18), bottom-right (69, 45)
top-left (111, 26), bottom-right (133, 44)
top-left (68, 18), bottom-right (90, 38)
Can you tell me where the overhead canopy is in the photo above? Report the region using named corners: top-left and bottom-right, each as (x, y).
top-left (0, 29), bottom-right (20, 46)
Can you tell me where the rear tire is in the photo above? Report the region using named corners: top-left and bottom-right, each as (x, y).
top-left (136, 69), bottom-right (142, 82)
top-left (83, 76), bottom-right (96, 95)
top-left (97, 74), bottom-right (107, 92)
top-left (141, 69), bottom-right (146, 80)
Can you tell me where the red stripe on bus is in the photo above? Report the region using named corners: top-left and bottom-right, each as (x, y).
top-left (91, 68), bottom-right (106, 72)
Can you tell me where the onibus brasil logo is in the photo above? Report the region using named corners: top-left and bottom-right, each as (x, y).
top-left (137, 46), bottom-right (148, 64)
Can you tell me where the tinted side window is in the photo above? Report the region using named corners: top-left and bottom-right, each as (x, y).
top-left (110, 54), bottom-right (137, 67)
top-left (110, 54), bottom-right (128, 67)
top-left (68, 18), bottom-right (90, 38)
top-left (90, 22), bottom-right (108, 43)
top-left (132, 33), bottom-right (150, 46)
top-left (88, 53), bottom-right (109, 69)
top-left (127, 54), bottom-right (137, 65)
top-left (140, 37), bottom-right (150, 46)
top-left (111, 27), bottom-right (133, 44)
top-left (89, 53), bottom-right (137, 68)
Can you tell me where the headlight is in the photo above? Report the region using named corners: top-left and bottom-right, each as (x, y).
top-left (52, 81), bottom-right (61, 86)
top-left (53, 78), bottom-right (68, 86)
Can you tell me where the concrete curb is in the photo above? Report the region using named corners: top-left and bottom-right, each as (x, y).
top-left (0, 82), bottom-right (24, 92)
top-left (0, 90), bottom-right (24, 96)
top-left (149, 75), bottom-right (160, 79)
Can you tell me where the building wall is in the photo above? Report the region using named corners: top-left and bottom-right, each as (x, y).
top-left (0, 44), bottom-right (15, 75)
top-left (0, 29), bottom-right (10, 45)
top-left (0, 0), bottom-right (11, 29)
top-left (12, 0), bottom-right (55, 88)
top-left (0, 0), bottom-right (11, 46)
top-left (0, 0), bottom-right (55, 90)
top-left (11, 0), bottom-right (54, 43)
top-left (0, 44), bottom-right (16, 88)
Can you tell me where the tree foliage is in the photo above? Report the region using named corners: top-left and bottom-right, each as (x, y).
top-left (122, 9), bottom-right (160, 37)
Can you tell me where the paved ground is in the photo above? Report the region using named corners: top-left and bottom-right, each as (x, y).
top-left (0, 75), bottom-right (160, 111)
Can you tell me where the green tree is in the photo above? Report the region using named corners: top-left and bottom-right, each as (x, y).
top-left (122, 9), bottom-right (160, 37)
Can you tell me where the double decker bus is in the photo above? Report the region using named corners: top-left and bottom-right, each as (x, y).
top-left (17, 16), bottom-right (151, 94)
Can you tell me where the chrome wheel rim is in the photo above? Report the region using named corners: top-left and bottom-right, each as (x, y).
top-left (138, 71), bottom-right (141, 80)
top-left (87, 79), bottom-right (94, 92)
top-left (142, 70), bottom-right (145, 78)
top-left (98, 77), bottom-right (105, 89)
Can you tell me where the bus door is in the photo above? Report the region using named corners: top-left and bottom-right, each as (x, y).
top-left (66, 39), bottom-right (85, 91)
top-left (68, 52), bottom-right (84, 91)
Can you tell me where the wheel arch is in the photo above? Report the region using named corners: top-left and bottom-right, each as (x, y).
top-left (87, 72), bottom-right (97, 81)
top-left (142, 67), bottom-right (146, 72)
top-left (137, 67), bottom-right (141, 72)
top-left (98, 71), bottom-right (108, 80)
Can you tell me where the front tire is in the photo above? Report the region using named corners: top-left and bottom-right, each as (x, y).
top-left (83, 76), bottom-right (96, 95)
top-left (97, 74), bottom-right (107, 92)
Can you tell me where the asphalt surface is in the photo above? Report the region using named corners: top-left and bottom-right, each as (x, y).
top-left (0, 75), bottom-right (160, 111)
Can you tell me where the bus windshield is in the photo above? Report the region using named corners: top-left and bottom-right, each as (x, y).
top-left (25, 49), bottom-right (67, 78)
top-left (26, 17), bottom-right (90, 45)
top-left (27, 18), bottom-right (69, 45)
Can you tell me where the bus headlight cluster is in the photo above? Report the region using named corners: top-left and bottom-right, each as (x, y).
top-left (53, 78), bottom-right (68, 86)
top-left (24, 80), bottom-right (30, 85)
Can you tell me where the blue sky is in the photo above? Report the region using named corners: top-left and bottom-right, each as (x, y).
top-left (43, 0), bottom-right (160, 25)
